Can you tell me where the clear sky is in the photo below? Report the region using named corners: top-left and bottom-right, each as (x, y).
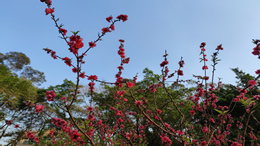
top-left (1, 0), bottom-right (260, 89)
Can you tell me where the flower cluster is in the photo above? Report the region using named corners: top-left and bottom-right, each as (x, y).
top-left (43, 48), bottom-right (57, 59)
top-left (51, 117), bottom-right (85, 144)
top-left (45, 90), bottom-right (56, 101)
top-left (68, 35), bottom-right (84, 55)
top-left (116, 14), bottom-right (128, 22)
top-left (35, 105), bottom-right (44, 113)
top-left (62, 57), bottom-right (72, 67)
top-left (5, 120), bottom-right (12, 126)
top-left (27, 131), bottom-right (39, 144)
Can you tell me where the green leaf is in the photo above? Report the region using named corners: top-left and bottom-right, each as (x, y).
top-left (214, 109), bottom-right (228, 115)
top-left (214, 109), bottom-right (223, 114)
top-left (71, 31), bottom-right (80, 35)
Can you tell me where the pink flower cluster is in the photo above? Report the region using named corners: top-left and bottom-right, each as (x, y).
top-left (35, 105), bottom-right (44, 113)
top-left (45, 90), bottom-right (56, 101)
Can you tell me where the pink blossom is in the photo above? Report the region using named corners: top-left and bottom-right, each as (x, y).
top-left (35, 105), bottom-right (44, 113)
top-left (135, 100), bottom-right (142, 106)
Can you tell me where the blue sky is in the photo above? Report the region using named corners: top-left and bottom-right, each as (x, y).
top-left (1, 0), bottom-right (260, 89)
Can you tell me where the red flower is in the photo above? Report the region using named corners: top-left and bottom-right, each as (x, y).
top-left (98, 120), bottom-right (103, 126)
top-left (149, 84), bottom-right (156, 92)
top-left (120, 124), bottom-right (125, 129)
top-left (127, 82), bottom-right (135, 88)
top-left (79, 72), bottom-right (85, 78)
top-left (200, 42), bottom-right (206, 48)
top-left (34, 137), bottom-right (39, 143)
top-left (88, 82), bottom-right (95, 92)
top-left (46, 90), bottom-right (56, 101)
top-left (202, 127), bottom-right (209, 133)
top-left (126, 133), bottom-right (131, 140)
top-left (14, 124), bottom-right (19, 128)
top-left (49, 130), bottom-right (54, 136)
top-left (87, 114), bottom-right (95, 121)
top-left (118, 66), bottom-right (124, 70)
top-left (190, 110), bottom-right (196, 115)
top-left (45, 8), bottom-right (54, 15)
top-left (106, 16), bottom-right (113, 22)
top-left (102, 27), bottom-right (110, 33)
top-left (75, 39), bottom-right (84, 48)
top-left (139, 125), bottom-right (144, 129)
top-left (35, 105), bottom-right (44, 113)
top-left (255, 69), bottom-right (260, 74)
top-left (165, 123), bottom-right (170, 128)
top-left (87, 106), bottom-right (94, 112)
top-left (248, 80), bottom-right (257, 87)
top-left (118, 118), bottom-right (123, 123)
top-left (157, 109), bottom-right (162, 114)
top-left (116, 14), bottom-right (128, 22)
top-left (119, 39), bottom-right (125, 43)
top-left (177, 70), bottom-right (184, 76)
top-left (62, 57), bottom-right (72, 67)
top-left (59, 28), bottom-right (67, 36)
top-left (202, 65), bottom-right (208, 70)
top-left (27, 131), bottom-right (34, 139)
top-left (160, 136), bottom-right (172, 145)
top-left (231, 142), bottom-right (242, 146)
top-left (88, 41), bottom-right (96, 48)
top-left (61, 97), bottom-right (66, 100)
top-left (88, 75), bottom-right (98, 80)
top-left (177, 130), bottom-right (184, 135)
top-left (116, 110), bottom-right (122, 116)
top-left (216, 44), bottom-right (223, 50)
top-left (135, 100), bottom-right (142, 106)
top-left (210, 118), bottom-right (215, 123)
top-left (179, 60), bottom-right (184, 67)
top-left (201, 141), bottom-right (207, 146)
top-left (110, 24), bottom-right (115, 31)
top-left (160, 60), bottom-right (168, 67)
top-left (5, 120), bottom-right (12, 125)
top-left (252, 46), bottom-right (260, 55)
top-left (51, 51), bottom-right (57, 59)
top-left (72, 67), bottom-right (78, 73)
top-left (117, 90), bottom-right (125, 96)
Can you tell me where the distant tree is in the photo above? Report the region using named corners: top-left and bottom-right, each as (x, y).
top-left (0, 52), bottom-right (46, 145)
top-left (0, 52), bottom-right (46, 85)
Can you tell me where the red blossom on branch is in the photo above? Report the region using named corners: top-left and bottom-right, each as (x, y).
top-left (202, 65), bottom-right (208, 70)
top-left (116, 14), bottom-right (128, 22)
top-left (102, 27), bottom-right (110, 33)
top-left (110, 24), bottom-right (115, 31)
top-left (88, 41), bottom-right (96, 48)
top-left (127, 82), bottom-right (135, 88)
top-left (45, 8), bottom-right (54, 15)
top-left (59, 28), bottom-right (67, 36)
top-left (177, 70), bottom-right (184, 76)
top-left (88, 75), bottom-right (98, 80)
top-left (106, 16), bottom-right (113, 22)
top-left (135, 100), bottom-right (142, 106)
top-left (35, 105), bottom-right (44, 113)
top-left (27, 131), bottom-right (34, 139)
top-left (79, 72), bottom-right (85, 78)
